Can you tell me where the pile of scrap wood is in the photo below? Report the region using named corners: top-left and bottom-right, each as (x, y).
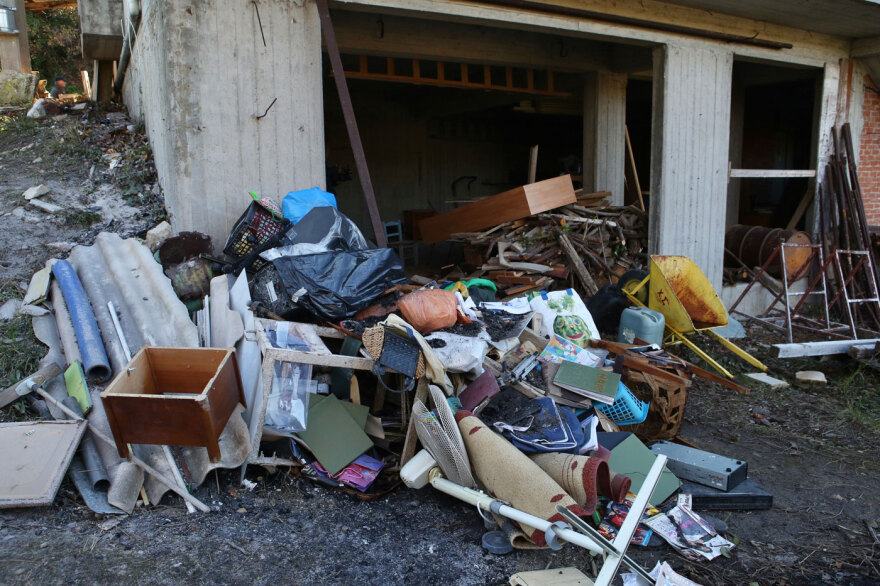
top-left (418, 175), bottom-right (647, 300)
top-left (450, 205), bottom-right (648, 299)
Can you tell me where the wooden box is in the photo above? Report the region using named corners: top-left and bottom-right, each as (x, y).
top-left (418, 175), bottom-right (576, 243)
top-left (101, 347), bottom-right (245, 462)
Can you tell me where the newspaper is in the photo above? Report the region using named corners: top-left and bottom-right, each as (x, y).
top-left (644, 504), bottom-right (734, 562)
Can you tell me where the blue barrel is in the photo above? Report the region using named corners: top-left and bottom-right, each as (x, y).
top-left (617, 306), bottom-right (665, 346)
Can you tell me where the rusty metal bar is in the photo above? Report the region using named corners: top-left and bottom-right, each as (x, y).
top-left (317, 0), bottom-right (387, 248)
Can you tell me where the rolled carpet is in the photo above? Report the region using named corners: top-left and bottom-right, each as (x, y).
top-left (455, 410), bottom-right (588, 547)
top-left (529, 452), bottom-right (632, 514)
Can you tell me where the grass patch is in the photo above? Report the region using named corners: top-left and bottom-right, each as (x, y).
top-left (0, 281), bottom-right (23, 303)
top-left (834, 364), bottom-right (880, 431)
top-left (0, 315), bottom-right (44, 397)
top-left (0, 113), bottom-right (41, 136)
top-left (66, 209), bottom-right (103, 227)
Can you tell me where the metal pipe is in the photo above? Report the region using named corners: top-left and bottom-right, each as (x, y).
top-left (51, 261), bottom-right (112, 382)
top-left (113, 0), bottom-right (142, 94)
top-left (465, 0), bottom-right (792, 50)
top-left (428, 473), bottom-right (606, 555)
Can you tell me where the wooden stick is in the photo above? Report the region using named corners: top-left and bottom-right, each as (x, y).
top-left (556, 229), bottom-right (598, 295)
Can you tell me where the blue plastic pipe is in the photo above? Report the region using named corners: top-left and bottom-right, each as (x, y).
top-left (52, 260), bottom-right (112, 382)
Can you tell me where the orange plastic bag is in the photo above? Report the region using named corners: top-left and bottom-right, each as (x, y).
top-left (397, 289), bottom-right (458, 334)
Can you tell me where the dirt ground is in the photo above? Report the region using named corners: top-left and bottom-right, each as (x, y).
top-left (2, 107), bottom-right (880, 585)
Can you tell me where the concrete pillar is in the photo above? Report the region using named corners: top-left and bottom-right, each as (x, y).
top-left (0, 0), bottom-right (30, 73)
top-left (121, 0), bottom-right (325, 246)
top-left (649, 44), bottom-right (733, 291)
top-left (583, 71), bottom-right (627, 204)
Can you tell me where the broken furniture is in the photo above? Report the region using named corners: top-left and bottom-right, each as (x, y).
top-left (101, 347), bottom-right (245, 462)
top-left (248, 319), bottom-right (375, 467)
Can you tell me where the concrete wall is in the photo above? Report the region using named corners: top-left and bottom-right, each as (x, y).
top-left (649, 43), bottom-right (733, 290)
top-left (124, 0), bottom-right (325, 247)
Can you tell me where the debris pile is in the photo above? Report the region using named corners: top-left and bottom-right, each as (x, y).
top-left (2, 176), bottom-right (794, 585)
top-left (450, 204), bottom-right (648, 299)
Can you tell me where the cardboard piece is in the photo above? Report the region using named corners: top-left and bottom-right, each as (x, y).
top-left (310, 393), bottom-right (369, 429)
top-left (508, 567), bottom-right (592, 585)
top-left (600, 432), bottom-right (680, 505)
top-left (0, 420), bottom-right (87, 508)
top-left (296, 394), bottom-right (373, 475)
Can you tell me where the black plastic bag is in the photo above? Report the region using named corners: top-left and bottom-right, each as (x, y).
top-left (284, 207), bottom-right (371, 253)
top-left (273, 248), bottom-right (407, 321)
top-left (586, 284), bottom-right (630, 335)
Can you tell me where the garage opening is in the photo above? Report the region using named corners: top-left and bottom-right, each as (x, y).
top-left (323, 60), bottom-right (585, 246)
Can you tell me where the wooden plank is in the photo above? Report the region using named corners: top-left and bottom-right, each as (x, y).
top-left (264, 348), bottom-right (374, 370)
top-left (577, 190), bottom-right (613, 201)
top-left (729, 169), bottom-right (816, 178)
top-left (774, 339), bottom-right (880, 358)
top-left (528, 145), bottom-right (538, 184)
top-left (418, 175), bottom-right (576, 243)
top-left (624, 127), bottom-right (645, 211)
top-left (400, 379), bottom-right (429, 467)
top-left (556, 229), bottom-right (598, 295)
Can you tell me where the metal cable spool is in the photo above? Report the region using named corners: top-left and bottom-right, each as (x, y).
top-left (725, 224), bottom-right (812, 279)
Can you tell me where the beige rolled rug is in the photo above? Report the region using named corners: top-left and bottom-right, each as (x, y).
top-left (455, 410), bottom-right (588, 547)
top-left (529, 452), bottom-right (632, 515)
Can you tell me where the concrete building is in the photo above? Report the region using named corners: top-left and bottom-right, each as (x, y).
top-left (0, 0), bottom-right (29, 73)
top-left (77, 0), bottom-right (880, 290)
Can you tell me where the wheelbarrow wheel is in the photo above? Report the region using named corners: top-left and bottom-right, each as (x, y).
top-left (618, 268), bottom-right (649, 305)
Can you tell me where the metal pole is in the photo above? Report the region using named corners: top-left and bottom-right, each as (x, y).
top-left (316, 0), bottom-right (388, 248)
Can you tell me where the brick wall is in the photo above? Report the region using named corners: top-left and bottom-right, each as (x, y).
top-left (860, 75), bottom-right (880, 226)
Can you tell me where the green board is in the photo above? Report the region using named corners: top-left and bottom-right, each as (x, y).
top-left (608, 434), bottom-right (680, 505)
top-left (64, 362), bottom-right (92, 415)
top-left (296, 394), bottom-right (373, 475)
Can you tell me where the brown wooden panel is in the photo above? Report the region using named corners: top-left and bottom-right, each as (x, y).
top-left (100, 347), bottom-right (244, 462)
top-left (103, 349), bottom-right (156, 396)
top-left (418, 175), bottom-right (576, 242)
top-left (147, 347), bottom-right (228, 395)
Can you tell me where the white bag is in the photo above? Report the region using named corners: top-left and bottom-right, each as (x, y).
top-left (528, 289), bottom-right (600, 349)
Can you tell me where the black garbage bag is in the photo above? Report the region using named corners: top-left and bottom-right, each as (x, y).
top-left (284, 207), bottom-right (371, 253)
top-left (273, 248), bottom-right (408, 321)
top-left (586, 284), bottom-right (631, 335)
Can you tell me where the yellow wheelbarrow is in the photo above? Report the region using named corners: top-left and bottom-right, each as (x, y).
top-left (619, 255), bottom-right (768, 378)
